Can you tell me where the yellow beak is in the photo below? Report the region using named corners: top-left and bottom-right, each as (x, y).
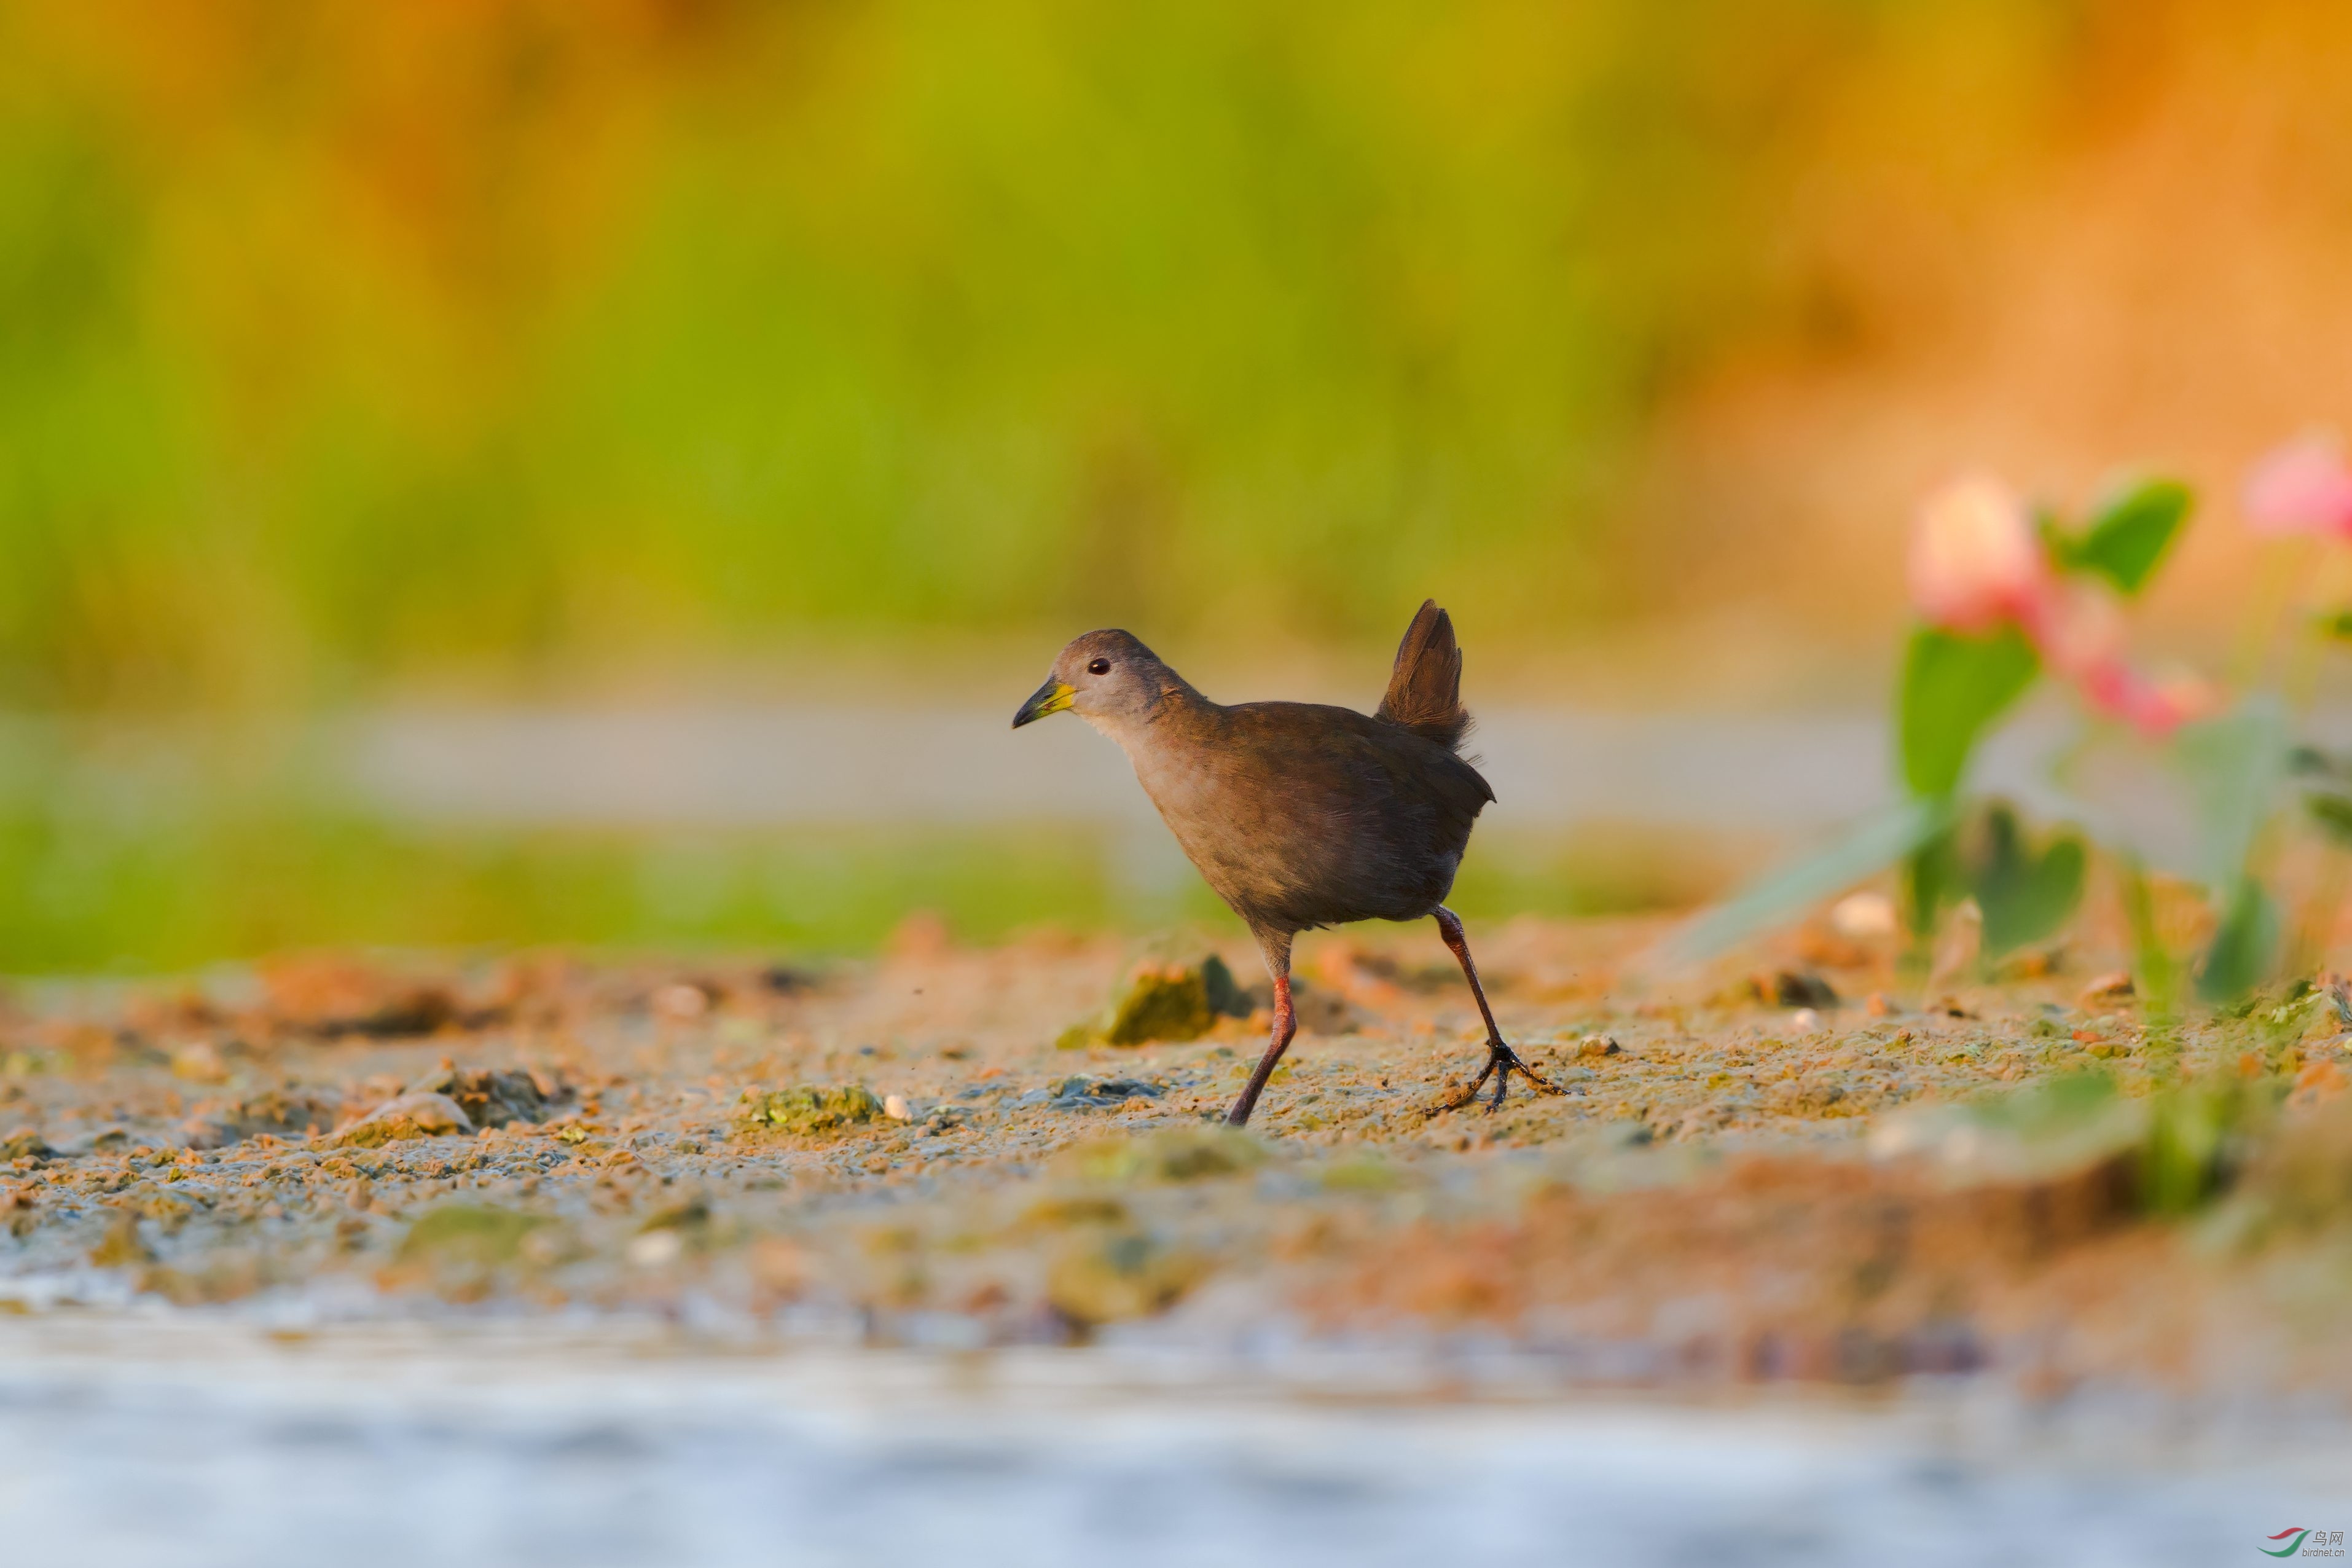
top-left (1011, 678), bottom-right (1075, 729)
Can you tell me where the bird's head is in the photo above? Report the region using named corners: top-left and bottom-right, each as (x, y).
top-left (1011, 629), bottom-right (1179, 735)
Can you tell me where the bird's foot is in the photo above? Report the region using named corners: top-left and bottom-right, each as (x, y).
top-left (1432, 1038), bottom-right (1564, 1116)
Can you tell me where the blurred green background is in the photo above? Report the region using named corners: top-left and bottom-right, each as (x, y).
top-left (5, 0), bottom-right (2348, 971)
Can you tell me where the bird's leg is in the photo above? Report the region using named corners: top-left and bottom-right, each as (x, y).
top-left (1225, 933), bottom-right (1297, 1127)
top-left (1431, 906), bottom-right (1562, 1114)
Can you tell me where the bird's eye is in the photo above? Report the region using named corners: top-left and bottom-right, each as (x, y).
top-left (1087, 657), bottom-right (1111, 675)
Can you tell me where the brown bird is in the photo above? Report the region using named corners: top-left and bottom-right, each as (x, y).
top-left (1011, 600), bottom-right (1559, 1126)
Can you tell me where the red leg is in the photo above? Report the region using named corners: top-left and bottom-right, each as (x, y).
top-left (1432, 906), bottom-right (1562, 1114)
top-left (1225, 932), bottom-right (1296, 1127)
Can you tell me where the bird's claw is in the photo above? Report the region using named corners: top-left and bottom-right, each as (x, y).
top-left (1430, 1039), bottom-right (1564, 1116)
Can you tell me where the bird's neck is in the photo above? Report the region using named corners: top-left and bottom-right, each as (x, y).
top-left (1086, 674), bottom-right (1217, 754)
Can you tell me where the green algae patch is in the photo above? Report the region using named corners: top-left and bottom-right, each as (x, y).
top-left (1060, 1126), bottom-right (1263, 1186)
top-left (739, 1084), bottom-right (885, 1136)
top-left (1106, 966), bottom-right (1210, 1045)
top-left (1017, 1194), bottom-right (1132, 1231)
top-left (389, 1204), bottom-right (565, 1303)
top-left (1047, 1230), bottom-right (1209, 1326)
top-left (1320, 1153), bottom-right (1405, 1192)
top-left (638, 1198), bottom-right (711, 1234)
top-left (88, 1212), bottom-right (152, 1268)
top-left (397, 1204), bottom-right (548, 1268)
top-left (138, 1250), bottom-right (272, 1307)
top-left (1081, 955), bottom-right (1257, 1048)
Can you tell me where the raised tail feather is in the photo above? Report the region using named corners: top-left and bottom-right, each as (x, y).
top-left (1376, 598), bottom-right (1472, 753)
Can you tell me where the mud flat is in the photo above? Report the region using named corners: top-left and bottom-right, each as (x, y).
top-left (2, 915), bottom-right (2351, 1558)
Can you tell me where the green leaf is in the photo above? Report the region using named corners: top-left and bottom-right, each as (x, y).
top-left (2139, 1079), bottom-right (2253, 1215)
top-left (1958, 802), bottom-right (2085, 960)
top-left (2308, 791), bottom-right (2352, 849)
top-left (2119, 858), bottom-right (2179, 1018)
top-left (1650, 796), bottom-right (1955, 966)
top-left (2053, 477), bottom-right (2190, 595)
top-left (2197, 877), bottom-right (2278, 1003)
top-left (2316, 610), bottom-right (2352, 641)
top-left (1898, 625), bottom-right (2039, 798)
top-left (2173, 695), bottom-right (2288, 891)
top-left (1901, 827), bottom-right (1958, 942)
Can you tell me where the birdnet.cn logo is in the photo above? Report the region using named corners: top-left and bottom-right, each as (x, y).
top-left (2264, 1527), bottom-right (2346, 1558)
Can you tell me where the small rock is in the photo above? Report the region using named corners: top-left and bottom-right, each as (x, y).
top-left (1927, 899), bottom-right (1983, 994)
top-left (2080, 971), bottom-right (2135, 1003)
top-left (259, 956), bottom-right (458, 1038)
top-left (1790, 1008), bottom-right (1824, 1033)
top-left (762, 965), bottom-right (818, 995)
top-left (1773, 971), bottom-right (1839, 1009)
top-left (327, 1091), bottom-right (476, 1148)
top-left (1830, 891), bottom-right (1898, 939)
top-left (883, 1094), bottom-right (914, 1122)
top-left (651, 983), bottom-right (710, 1021)
top-left (193, 1089), bottom-right (338, 1148)
top-left (1577, 1035), bottom-right (1620, 1059)
top-left (1290, 982), bottom-right (1362, 1035)
top-left (168, 1040), bottom-right (230, 1084)
top-left (404, 1065), bottom-right (566, 1129)
top-left (625, 1229), bottom-right (684, 1268)
top-left (0, 1130), bottom-right (54, 1162)
top-left (1047, 1076), bottom-right (1163, 1110)
top-left (1199, 955), bottom-right (1256, 1019)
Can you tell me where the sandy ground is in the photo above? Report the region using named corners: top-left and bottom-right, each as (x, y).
top-left (10, 914), bottom-right (2352, 1559)
top-left (3, 912), bottom-right (2350, 1405)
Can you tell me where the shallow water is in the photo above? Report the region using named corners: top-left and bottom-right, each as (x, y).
top-left (1, 1317), bottom-right (2343, 1567)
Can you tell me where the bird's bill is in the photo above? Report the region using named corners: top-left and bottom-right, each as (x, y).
top-left (1011, 678), bottom-right (1076, 729)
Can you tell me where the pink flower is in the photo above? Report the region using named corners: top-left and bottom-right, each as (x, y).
top-left (2025, 582), bottom-right (2214, 737)
top-left (2244, 433), bottom-right (2352, 538)
top-left (2018, 539), bottom-right (2220, 739)
top-left (1908, 474), bottom-right (2052, 632)
top-left (2021, 578), bottom-right (2125, 675)
top-left (2064, 657), bottom-right (2217, 740)
top-left (1908, 469), bottom-right (2221, 739)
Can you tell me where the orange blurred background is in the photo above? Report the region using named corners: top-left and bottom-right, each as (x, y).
top-left (6, 0), bottom-right (2352, 965)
